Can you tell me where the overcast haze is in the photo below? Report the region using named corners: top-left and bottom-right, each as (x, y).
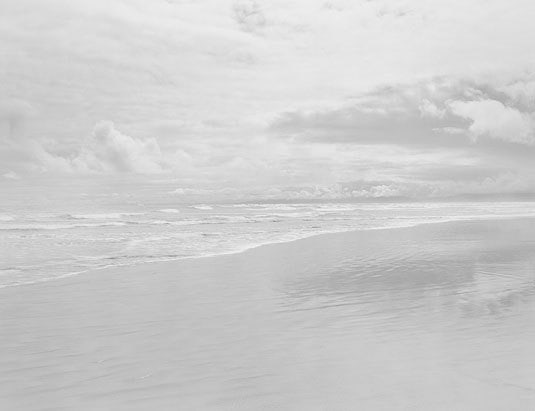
top-left (3, 0), bottom-right (535, 200)
top-left (3, 4), bottom-right (535, 409)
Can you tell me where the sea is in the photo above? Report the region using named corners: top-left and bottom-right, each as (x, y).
top-left (2, 193), bottom-right (535, 288)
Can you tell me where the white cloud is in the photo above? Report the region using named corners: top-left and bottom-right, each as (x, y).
top-left (2, 170), bottom-right (20, 180)
top-left (448, 99), bottom-right (535, 144)
top-left (419, 99), bottom-right (445, 119)
top-left (73, 122), bottom-right (164, 173)
top-left (20, 122), bottom-right (169, 174)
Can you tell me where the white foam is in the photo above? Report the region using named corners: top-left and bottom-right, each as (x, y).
top-left (0, 222), bottom-right (128, 231)
top-left (69, 212), bottom-right (143, 220)
top-left (3, 202), bottom-right (535, 289)
top-left (190, 205), bottom-right (213, 210)
top-left (144, 219), bottom-right (203, 226)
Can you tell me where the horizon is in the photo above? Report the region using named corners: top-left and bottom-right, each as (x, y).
top-left (5, 173), bottom-right (535, 206)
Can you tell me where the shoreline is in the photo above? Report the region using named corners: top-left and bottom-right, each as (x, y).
top-left (3, 214), bottom-right (535, 290)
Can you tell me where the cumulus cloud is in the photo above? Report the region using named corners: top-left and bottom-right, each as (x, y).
top-left (496, 76), bottom-right (535, 109)
top-left (165, 182), bottom-right (407, 201)
top-left (448, 99), bottom-right (535, 145)
top-left (162, 173), bottom-right (535, 202)
top-left (5, 121), bottom-right (170, 175)
top-left (73, 122), bottom-right (164, 173)
top-left (270, 78), bottom-right (535, 149)
top-left (269, 78), bottom-right (469, 147)
top-left (419, 99), bottom-right (446, 119)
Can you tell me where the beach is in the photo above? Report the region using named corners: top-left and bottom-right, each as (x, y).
top-left (1, 217), bottom-right (535, 410)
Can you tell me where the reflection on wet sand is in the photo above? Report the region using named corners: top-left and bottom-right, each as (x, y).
top-left (1, 219), bottom-right (535, 410)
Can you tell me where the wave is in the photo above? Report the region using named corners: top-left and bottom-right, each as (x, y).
top-left (190, 205), bottom-right (213, 210)
top-left (67, 212), bottom-right (144, 220)
top-left (4, 205), bottom-right (535, 289)
top-left (139, 219), bottom-right (200, 226)
top-left (0, 222), bottom-right (128, 231)
top-left (144, 215), bottom-right (283, 225)
top-left (0, 216), bottom-right (454, 288)
top-left (0, 214), bottom-right (15, 222)
top-left (253, 204), bottom-right (300, 211)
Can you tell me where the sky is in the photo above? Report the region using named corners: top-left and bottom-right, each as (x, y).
top-left (2, 0), bottom-right (535, 201)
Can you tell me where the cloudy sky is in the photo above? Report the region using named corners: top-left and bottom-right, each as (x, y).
top-left (2, 0), bottom-right (535, 200)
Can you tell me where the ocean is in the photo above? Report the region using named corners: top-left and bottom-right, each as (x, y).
top-left (2, 199), bottom-right (535, 288)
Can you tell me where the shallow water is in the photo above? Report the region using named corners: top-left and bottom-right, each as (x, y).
top-left (1, 219), bottom-right (534, 410)
top-left (2, 199), bottom-right (535, 288)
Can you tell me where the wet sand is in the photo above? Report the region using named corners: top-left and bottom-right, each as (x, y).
top-left (1, 218), bottom-right (535, 410)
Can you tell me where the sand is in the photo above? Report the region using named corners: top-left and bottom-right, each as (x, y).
top-left (1, 218), bottom-right (535, 410)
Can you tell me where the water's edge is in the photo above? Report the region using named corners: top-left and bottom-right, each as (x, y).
top-left (4, 214), bottom-right (534, 290)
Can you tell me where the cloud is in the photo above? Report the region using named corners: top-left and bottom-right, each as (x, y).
top-left (3, 1), bottom-right (535, 199)
top-left (269, 78), bottom-right (470, 147)
top-left (269, 77), bottom-right (535, 149)
top-left (161, 172), bottom-right (535, 202)
top-left (419, 99), bottom-right (446, 119)
top-left (448, 99), bottom-right (535, 145)
top-left (73, 121), bottom-right (164, 173)
top-left (13, 121), bottom-right (169, 175)
top-left (2, 170), bottom-right (20, 180)
top-left (4, 75), bottom-right (535, 203)
top-left (232, 0), bottom-right (266, 33)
